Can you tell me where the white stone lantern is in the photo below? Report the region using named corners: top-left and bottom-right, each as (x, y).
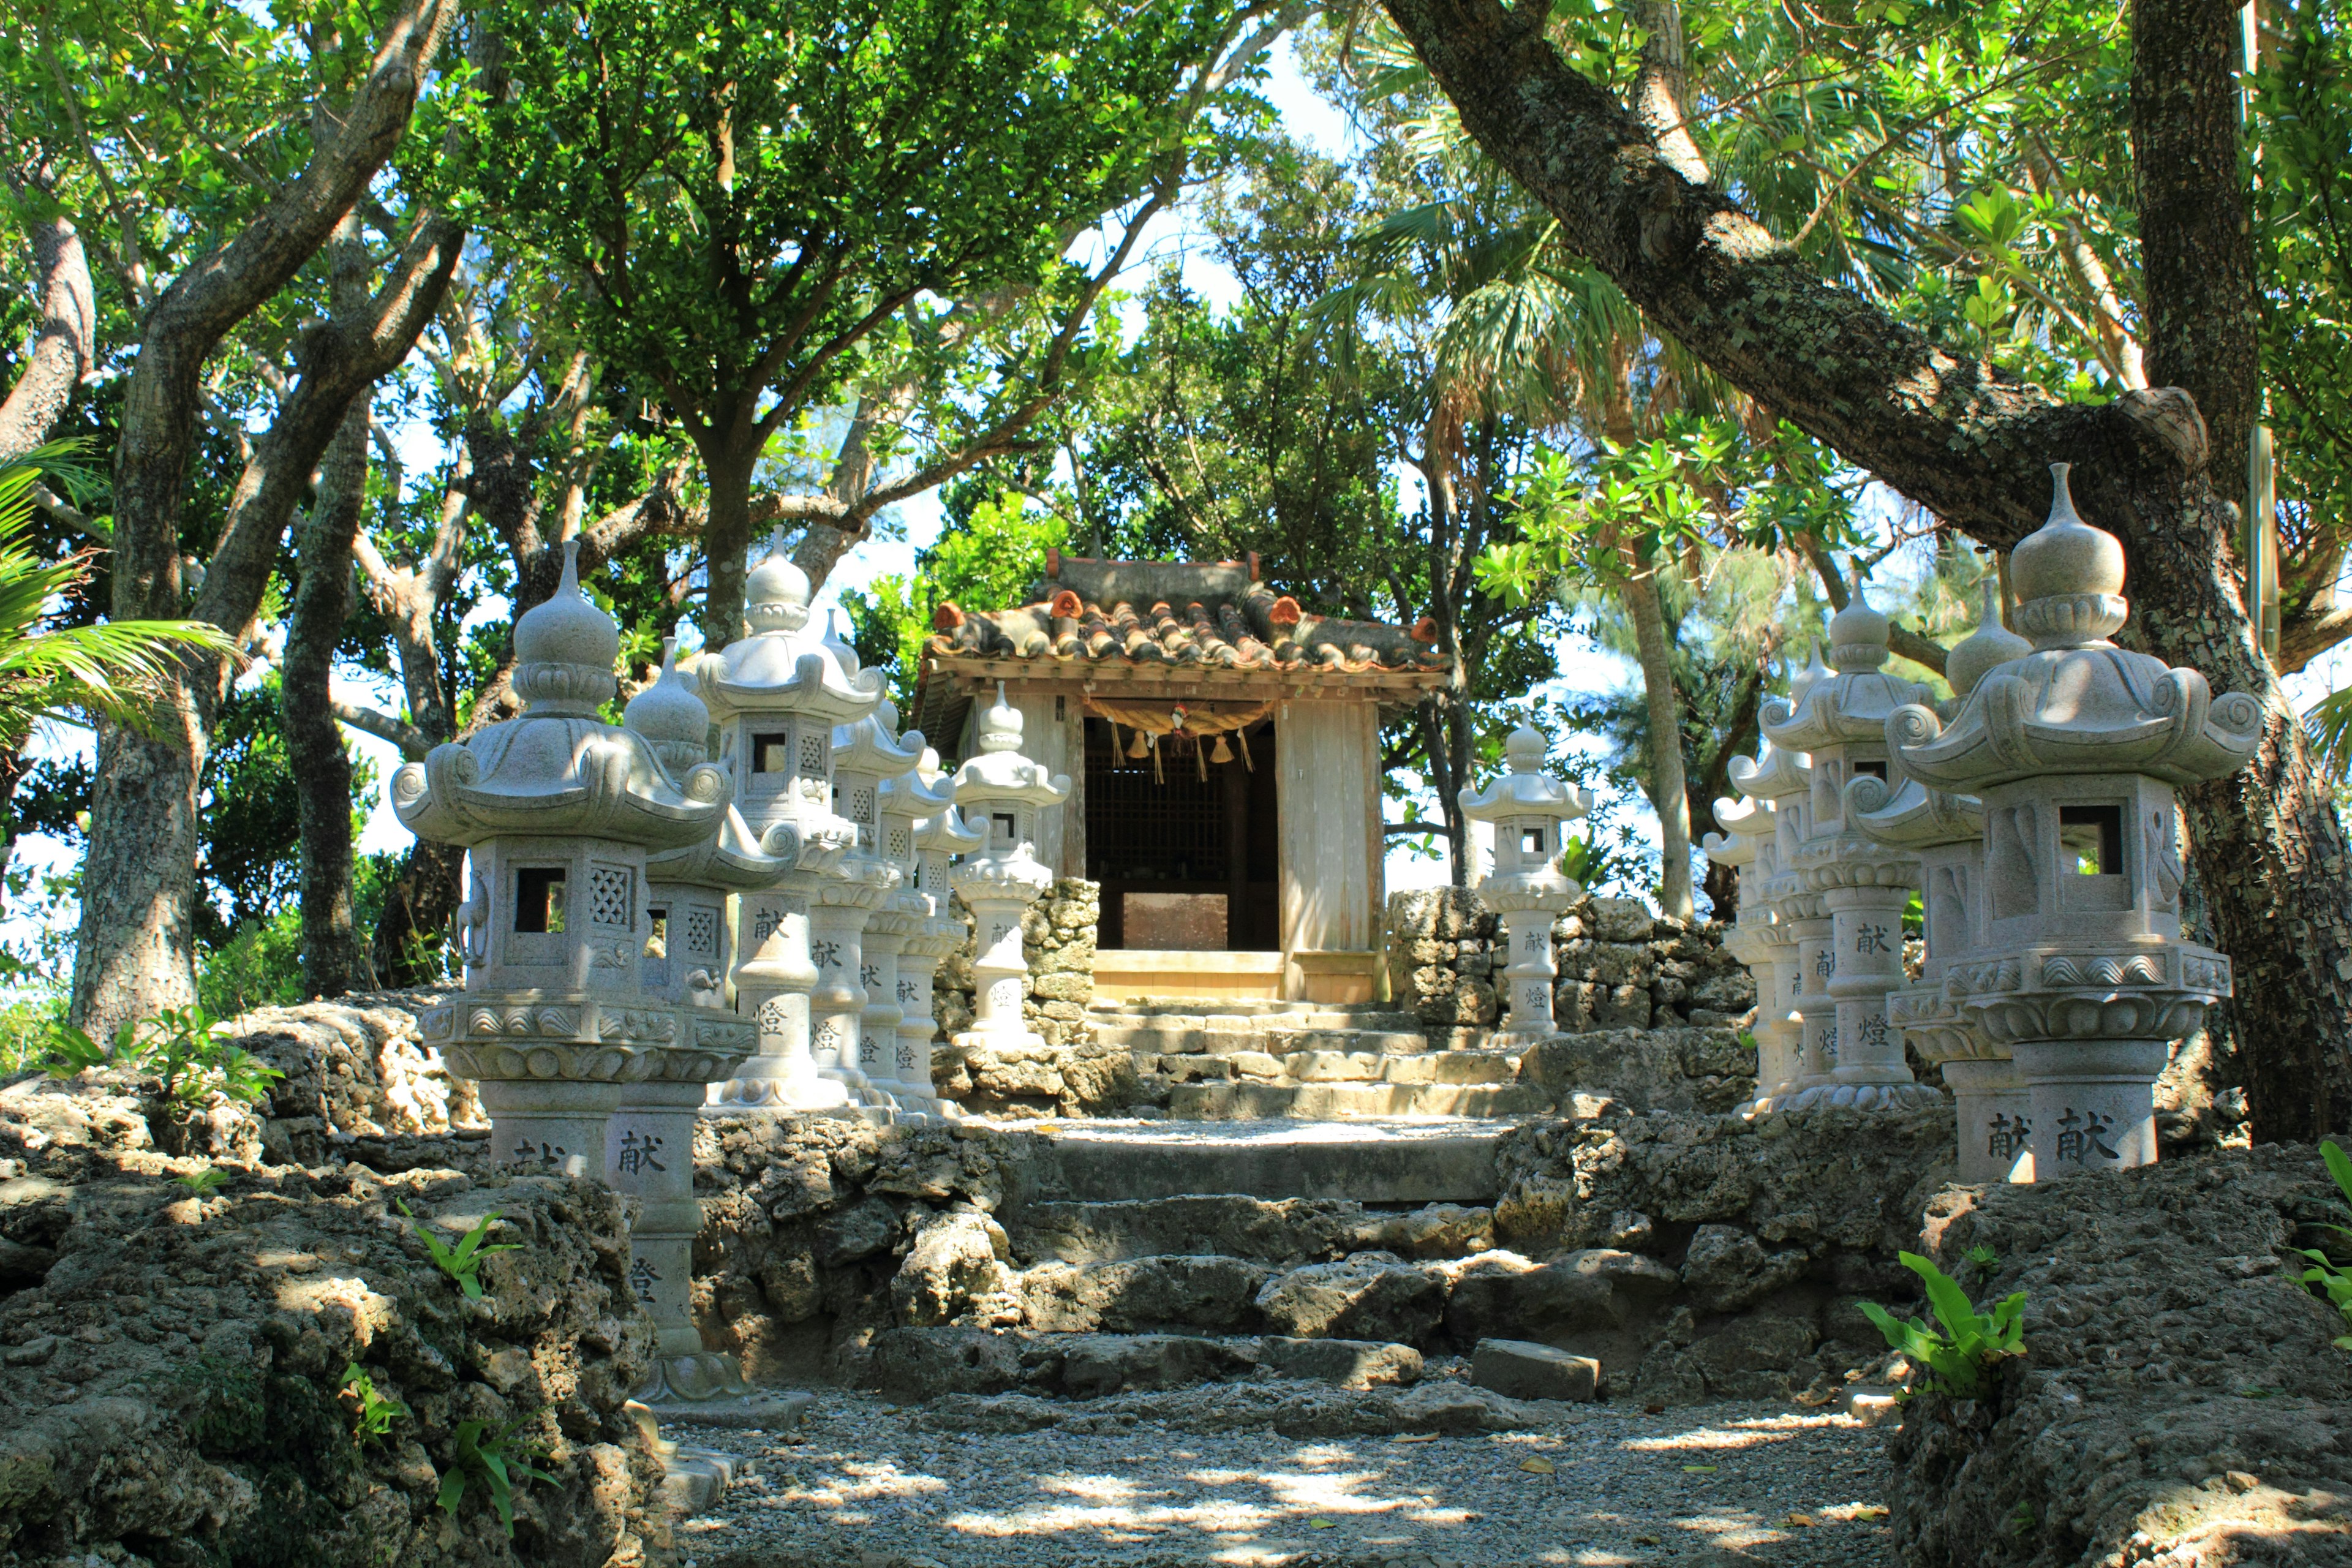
top-left (1699, 777), bottom-right (1780, 1108)
top-left (873, 751), bottom-right (960, 1116)
top-left (899, 758), bottom-right (984, 1114)
top-left (1457, 725), bottom-right (1592, 1044)
top-left (1891, 464), bottom-right (2260, 1175)
top-left (1850, 582), bottom-right (2032, 1182)
top-left (1760, 586), bottom-right (1942, 1110)
top-left (699, 532), bottom-right (875, 1112)
top-left (1725, 737), bottom-right (1814, 1113)
top-left (392, 542), bottom-right (742, 1174)
top-left (396, 548), bottom-right (770, 1428)
top-left (948, 686), bottom-right (1071, 1052)
top-left (823, 697), bottom-right (924, 1107)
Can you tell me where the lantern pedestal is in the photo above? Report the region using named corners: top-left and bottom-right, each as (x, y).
top-left (952, 877), bottom-right (1049, 1050)
top-left (860, 908), bottom-right (915, 1102)
top-left (1936, 1054), bottom-right (2034, 1184)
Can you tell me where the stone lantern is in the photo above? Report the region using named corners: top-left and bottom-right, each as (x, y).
top-left (1760, 588), bottom-right (1942, 1110)
top-left (899, 758), bottom-right (984, 1114)
top-left (875, 751), bottom-right (969, 1117)
top-left (394, 544), bottom-right (739, 1176)
top-left (1457, 725), bottom-right (1592, 1044)
top-left (948, 686), bottom-right (1071, 1052)
top-left (1699, 774), bottom-right (1780, 1109)
top-left (605, 638), bottom-right (782, 1407)
top-left (1850, 581), bottom-right (2032, 1182)
top-left (823, 698), bottom-right (924, 1108)
top-left (397, 548), bottom-right (771, 1427)
top-left (701, 532), bottom-right (875, 1112)
top-left (1891, 464), bottom-right (2260, 1175)
top-left (1725, 737), bottom-right (1814, 1114)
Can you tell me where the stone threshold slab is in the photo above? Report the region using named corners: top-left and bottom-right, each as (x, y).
top-left (1010, 1116), bottom-right (1511, 1205)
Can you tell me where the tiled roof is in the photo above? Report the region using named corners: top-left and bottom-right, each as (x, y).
top-left (923, 551), bottom-right (1449, 676)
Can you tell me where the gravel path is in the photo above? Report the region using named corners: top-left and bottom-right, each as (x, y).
top-left (674, 1387), bottom-right (1896, 1568)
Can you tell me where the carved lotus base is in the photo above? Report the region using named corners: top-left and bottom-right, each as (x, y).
top-left (422, 993), bottom-right (748, 1084)
top-left (1776, 1077), bottom-right (1946, 1113)
top-left (1948, 940), bottom-right (2229, 1049)
top-left (639, 1349), bottom-right (756, 1404)
top-left (1888, 984), bottom-right (2001, 1066)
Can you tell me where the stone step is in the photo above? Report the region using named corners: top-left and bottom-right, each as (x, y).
top-left (1014, 1117), bottom-right (1508, 1204)
top-left (870, 1325), bottom-right (1429, 1400)
top-left (1150, 1047), bottom-right (1518, 1085)
top-left (1006, 1196), bottom-right (1494, 1267)
top-left (1166, 1080), bottom-right (1552, 1121)
top-left (1089, 1020), bottom-right (1427, 1055)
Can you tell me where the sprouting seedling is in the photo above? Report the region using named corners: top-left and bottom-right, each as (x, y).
top-left (173, 1167), bottom-right (230, 1196)
top-left (395, 1199), bottom-right (518, 1300)
top-left (2290, 1139), bottom-right (2352, 1351)
top-left (437, 1417), bottom-right (557, 1535)
top-left (1858, 1251), bottom-right (2026, 1398)
top-left (341, 1362), bottom-right (409, 1444)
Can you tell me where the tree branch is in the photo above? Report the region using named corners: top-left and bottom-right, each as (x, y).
top-left (0, 212), bottom-right (97, 464)
top-left (331, 699), bottom-right (432, 760)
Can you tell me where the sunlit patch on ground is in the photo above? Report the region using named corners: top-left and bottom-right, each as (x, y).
top-left (677, 1392), bottom-right (1898, 1565)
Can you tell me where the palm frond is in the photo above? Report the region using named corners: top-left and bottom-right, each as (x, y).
top-left (2307, 685), bottom-right (2352, 782)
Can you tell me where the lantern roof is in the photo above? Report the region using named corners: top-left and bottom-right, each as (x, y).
top-left (704, 530), bottom-right (885, 723)
top-left (1890, 466), bottom-right (2263, 792)
top-left (1457, 726), bottom-right (1593, 824)
top-left (394, 561), bottom-right (728, 851)
top-left (950, 685), bottom-right (1072, 809)
top-left (1701, 791), bottom-right (1774, 867)
top-left (834, 698), bottom-right (926, 782)
top-left (624, 638), bottom-right (711, 772)
top-left (1844, 772), bottom-right (1984, 850)
top-left (1943, 578), bottom-right (2032, 702)
top-left (1727, 737), bottom-right (1811, 802)
top-left (1760, 580), bottom-right (1935, 753)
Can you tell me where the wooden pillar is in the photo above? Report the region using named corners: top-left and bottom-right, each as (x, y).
top-left (1275, 698), bottom-right (1382, 1000)
top-left (1011, 692), bottom-right (1085, 880)
top-left (1223, 745), bottom-right (1249, 948)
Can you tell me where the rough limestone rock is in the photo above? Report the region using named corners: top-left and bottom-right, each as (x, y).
top-left (229, 992), bottom-right (488, 1164)
top-left (1679, 1224), bottom-right (1812, 1313)
top-left (868, 1325), bottom-right (1025, 1400)
top-left (0, 1099), bottom-right (672, 1567)
top-left (1438, 1250), bottom-right (1621, 1342)
top-left (1253, 1256), bottom-right (1446, 1345)
top-left (1007, 1196), bottom-right (1366, 1266)
top-left (891, 1210), bottom-right (1014, 1328)
top-left (1030, 1333), bottom-right (1257, 1398)
top-left (1889, 1145), bottom-right (2352, 1568)
top-left (1471, 1338), bottom-right (1600, 1402)
top-left (1257, 1337), bottom-right (1423, 1389)
top-left (909, 1379), bottom-right (1553, 1439)
top-left (1017, 1254), bottom-right (1269, 1333)
top-left (1516, 1027), bottom-right (1755, 1115)
top-left (1351, 1202), bottom-right (1495, 1259)
top-left (1491, 1103), bottom-right (1955, 1259)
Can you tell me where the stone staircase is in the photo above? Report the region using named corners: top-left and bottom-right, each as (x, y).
top-left (1094, 997), bottom-right (1551, 1120)
top-left (872, 1115), bottom-right (1670, 1407)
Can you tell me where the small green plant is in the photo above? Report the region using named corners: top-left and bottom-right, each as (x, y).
top-left (437, 1417), bottom-right (557, 1536)
top-left (172, 1167), bottom-right (230, 1196)
top-left (2290, 1139), bottom-right (2352, 1350)
top-left (40, 1006), bottom-right (282, 1109)
top-left (339, 1362), bottom-right (409, 1444)
top-left (39, 1021), bottom-right (113, 1079)
top-left (2008, 1499), bottom-right (2036, 1535)
top-left (396, 1200), bottom-right (518, 1300)
top-left (1859, 1250), bottom-right (2027, 1397)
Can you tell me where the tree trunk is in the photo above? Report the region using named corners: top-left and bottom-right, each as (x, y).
top-left (69, 0), bottom-right (459, 1039)
top-left (1378, 0), bottom-right (2352, 1140)
top-left (698, 440), bottom-right (760, 653)
top-left (283, 406), bottom-right (372, 999)
top-left (1624, 568), bottom-right (1694, 921)
top-left (0, 213), bottom-right (96, 464)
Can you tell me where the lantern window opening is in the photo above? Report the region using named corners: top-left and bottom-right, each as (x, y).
top-left (514, 867), bottom-right (568, 933)
top-left (2059, 804), bottom-right (2125, 877)
top-left (646, 907), bottom-right (669, 959)
top-left (1521, 826), bottom-right (1548, 856)
top-left (752, 730), bottom-right (793, 773)
top-left (993, 812), bottom-right (1017, 846)
top-left (1852, 759), bottom-right (1887, 780)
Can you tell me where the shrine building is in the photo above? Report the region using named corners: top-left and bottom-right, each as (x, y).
top-left (911, 551), bottom-right (1449, 1003)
